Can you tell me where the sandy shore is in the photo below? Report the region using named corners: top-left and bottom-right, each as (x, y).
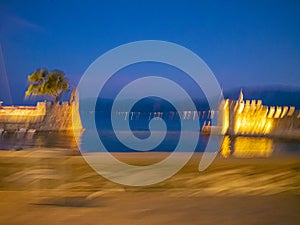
top-left (0, 149), bottom-right (300, 224)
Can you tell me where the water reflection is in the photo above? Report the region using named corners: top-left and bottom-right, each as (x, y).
top-left (0, 131), bottom-right (80, 150)
top-left (221, 136), bottom-right (274, 158)
top-left (1, 129), bottom-right (299, 159)
top-left (221, 136), bottom-right (231, 158)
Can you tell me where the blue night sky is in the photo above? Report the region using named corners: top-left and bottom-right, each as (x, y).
top-left (0, 0), bottom-right (300, 104)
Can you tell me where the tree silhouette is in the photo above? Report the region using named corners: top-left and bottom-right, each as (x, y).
top-left (25, 68), bottom-right (69, 103)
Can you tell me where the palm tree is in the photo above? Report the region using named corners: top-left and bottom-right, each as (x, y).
top-left (25, 68), bottom-right (69, 103)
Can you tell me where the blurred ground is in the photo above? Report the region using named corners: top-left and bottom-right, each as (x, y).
top-left (0, 149), bottom-right (300, 224)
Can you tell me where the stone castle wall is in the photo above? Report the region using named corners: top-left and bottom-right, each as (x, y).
top-left (220, 91), bottom-right (300, 138)
top-left (0, 89), bottom-right (82, 132)
top-left (38, 101), bottom-right (82, 131)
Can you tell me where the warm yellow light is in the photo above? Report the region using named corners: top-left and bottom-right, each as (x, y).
top-left (264, 121), bottom-right (273, 134)
top-left (221, 136), bottom-right (231, 158)
top-left (221, 100), bottom-right (229, 135)
top-left (233, 106), bottom-right (273, 135)
top-left (233, 137), bottom-right (273, 158)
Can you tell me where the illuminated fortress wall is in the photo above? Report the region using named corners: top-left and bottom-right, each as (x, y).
top-left (0, 102), bottom-right (46, 124)
top-left (220, 90), bottom-right (300, 138)
top-left (0, 88), bottom-right (82, 132)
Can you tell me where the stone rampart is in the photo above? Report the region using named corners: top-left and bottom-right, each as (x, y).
top-left (0, 100), bottom-right (82, 132)
top-left (220, 90), bottom-right (300, 138)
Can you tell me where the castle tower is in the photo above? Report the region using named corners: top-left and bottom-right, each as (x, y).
top-left (238, 89), bottom-right (244, 104)
top-left (229, 89), bottom-right (245, 135)
top-left (70, 86), bottom-right (83, 131)
top-left (69, 86), bottom-right (79, 103)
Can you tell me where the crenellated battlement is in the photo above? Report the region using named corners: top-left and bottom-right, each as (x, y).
top-left (220, 90), bottom-right (300, 138)
top-left (0, 102), bottom-right (46, 124)
top-left (0, 87), bottom-right (82, 132)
